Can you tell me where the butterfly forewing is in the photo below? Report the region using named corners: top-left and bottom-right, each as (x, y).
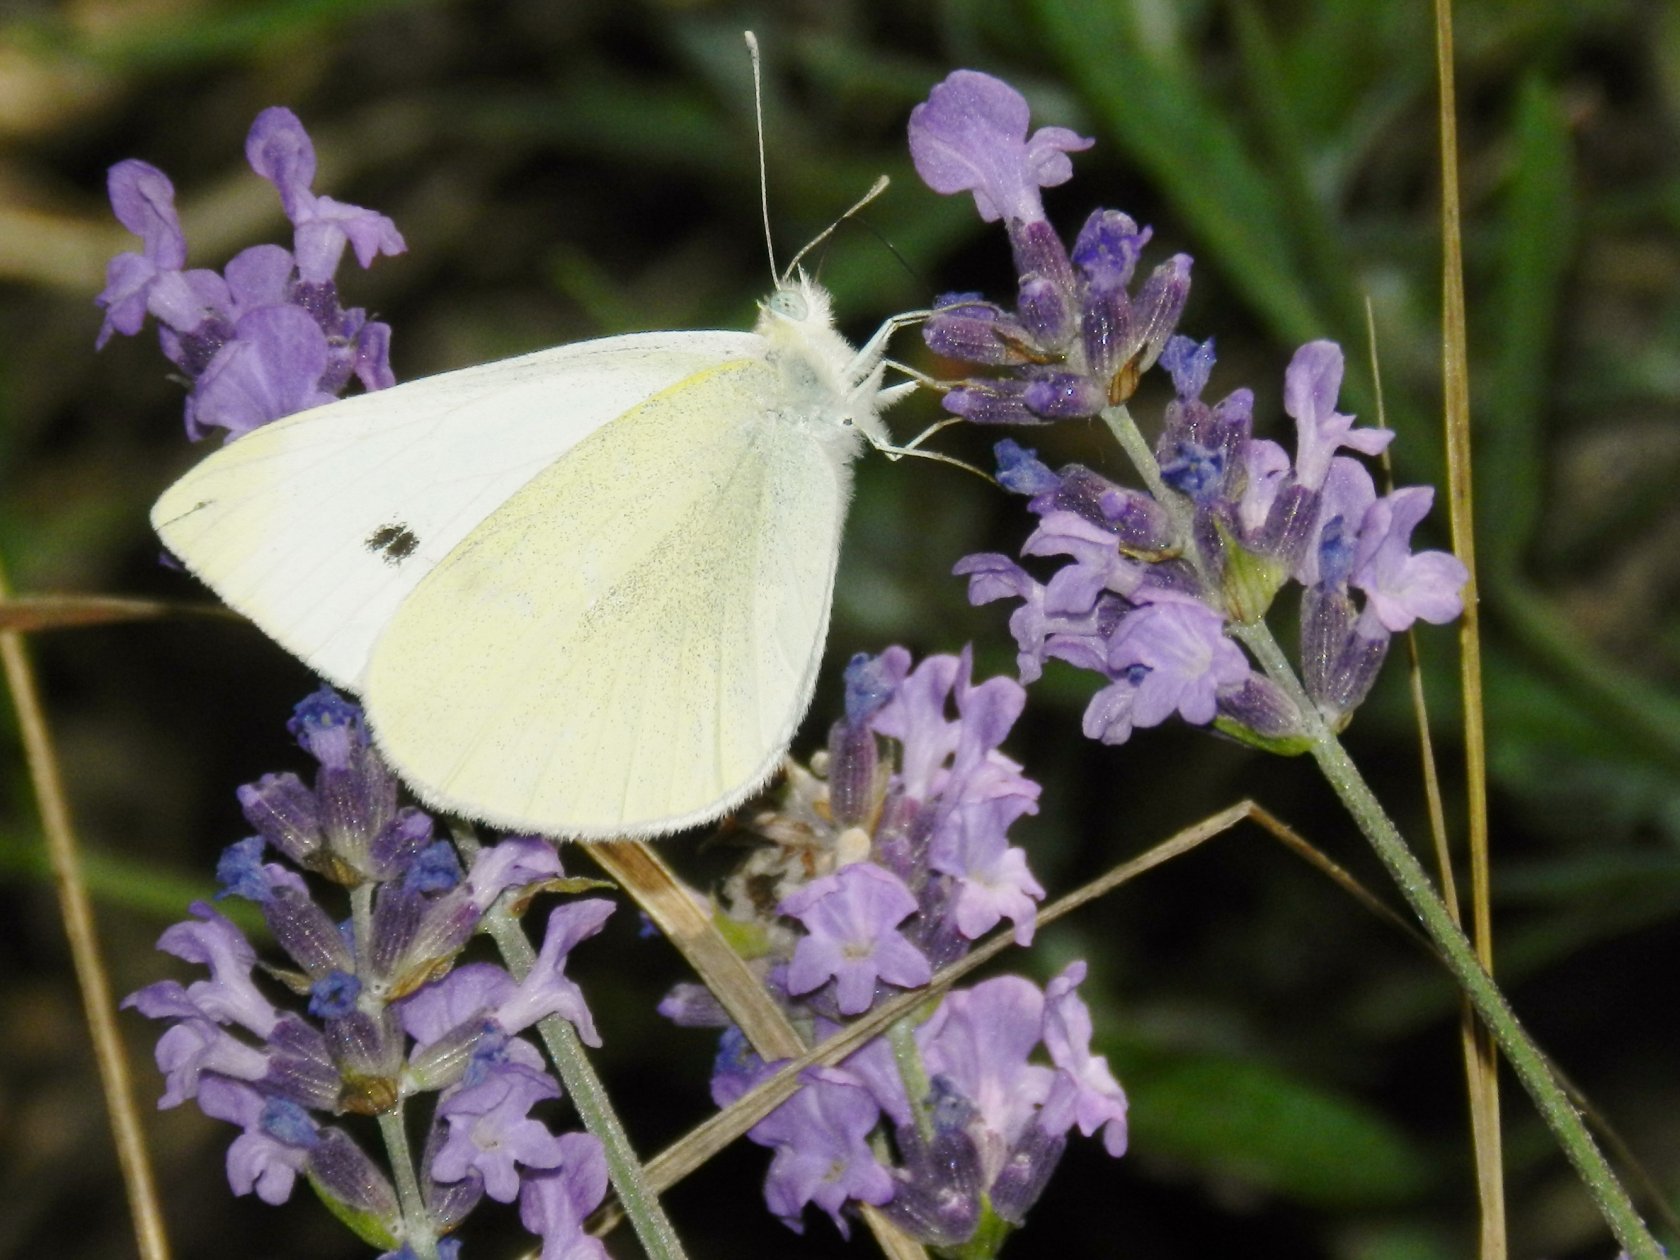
top-left (362, 355), bottom-right (852, 837)
top-left (150, 331), bottom-right (761, 688)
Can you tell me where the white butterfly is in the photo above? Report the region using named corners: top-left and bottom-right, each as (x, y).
top-left (152, 274), bottom-right (916, 839)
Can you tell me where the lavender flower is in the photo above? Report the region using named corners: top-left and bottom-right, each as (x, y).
top-left (914, 71), bottom-right (1189, 422)
top-left (96, 107), bottom-right (403, 440)
top-left (782, 864), bottom-right (932, 1015)
top-left (921, 70), bottom-right (1468, 743)
top-left (660, 648), bottom-right (1126, 1248)
top-left (125, 688), bottom-right (611, 1257)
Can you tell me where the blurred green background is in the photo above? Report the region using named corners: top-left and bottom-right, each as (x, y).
top-left (1, 0), bottom-right (1677, 1256)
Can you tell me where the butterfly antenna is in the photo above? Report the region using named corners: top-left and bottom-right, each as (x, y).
top-left (781, 175), bottom-right (891, 284)
top-left (744, 31), bottom-right (779, 285)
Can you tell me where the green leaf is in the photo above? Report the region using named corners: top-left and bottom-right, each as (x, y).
top-left (1129, 1054), bottom-right (1435, 1208)
top-left (1482, 76), bottom-right (1576, 576)
top-left (1030, 0), bottom-right (1328, 346)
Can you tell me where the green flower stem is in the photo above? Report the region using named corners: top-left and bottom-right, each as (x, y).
top-left (451, 828), bottom-right (686, 1260)
top-left (886, 1016), bottom-right (936, 1148)
top-left (1102, 405), bottom-right (1662, 1258)
top-left (376, 1107), bottom-right (437, 1260)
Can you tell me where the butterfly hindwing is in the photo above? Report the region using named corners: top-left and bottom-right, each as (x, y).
top-left (363, 355), bottom-right (852, 837)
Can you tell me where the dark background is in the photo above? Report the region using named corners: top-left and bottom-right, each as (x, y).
top-left (1, 0), bottom-right (1677, 1256)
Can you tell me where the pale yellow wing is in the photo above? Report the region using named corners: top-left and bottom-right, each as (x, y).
top-left (362, 356), bottom-right (852, 838)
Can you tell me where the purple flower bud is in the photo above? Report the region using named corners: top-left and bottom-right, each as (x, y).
top-left (1138, 254), bottom-right (1193, 349)
top-left (307, 1124), bottom-right (401, 1231)
top-left (288, 687), bottom-right (368, 768)
top-left (324, 1005), bottom-right (404, 1113)
top-left (1015, 273), bottom-right (1076, 349)
top-left (1322, 623), bottom-right (1392, 719)
top-left (922, 296), bottom-right (1035, 366)
top-left (993, 439), bottom-right (1060, 497)
top-left (843, 649), bottom-right (907, 727)
top-left (826, 718), bottom-right (879, 830)
top-left (264, 882), bottom-right (354, 978)
top-left (909, 70), bottom-right (1092, 226)
top-left (987, 1121), bottom-right (1066, 1224)
top-left (1160, 334), bottom-right (1216, 400)
top-left (1071, 208), bottom-right (1151, 290)
top-left (1159, 440), bottom-right (1225, 503)
top-left (655, 981), bottom-right (730, 1029)
top-left (1256, 480), bottom-right (1322, 571)
top-left (1215, 673), bottom-right (1305, 742)
top-left (308, 969), bottom-right (361, 1020)
top-left (1040, 466), bottom-right (1175, 553)
top-left (238, 772), bottom-right (323, 865)
top-left (404, 839), bottom-right (463, 894)
top-left (942, 378), bottom-right (1043, 426)
top-left (1023, 371), bottom-right (1105, 419)
top-left (216, 836), bottom-right (273, 902)
top-left (1079, 285), bottom-right (1133, 395)
top-left (882, 1115), bottom-right (984, 1245)
top-left (260, 1015), bottom-right (341, 1112)
top-left (367, 807), bottom-right (434, 881)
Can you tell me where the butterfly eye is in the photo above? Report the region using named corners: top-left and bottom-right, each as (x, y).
top-left (768, 288), bottom-right (809, 320)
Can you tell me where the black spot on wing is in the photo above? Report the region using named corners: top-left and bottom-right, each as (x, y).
top-left (366, 523), bottom-right (420, 566)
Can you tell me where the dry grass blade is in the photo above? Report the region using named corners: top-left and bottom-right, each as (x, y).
top-left (1433, 0), bottom-right (1505, 1251)
top-left (0, 594), bottom-right (235, 632)
top-left (0, 561), bottom-right (172, 1259)
top-left (582, 841), bottom-right (927, 1260)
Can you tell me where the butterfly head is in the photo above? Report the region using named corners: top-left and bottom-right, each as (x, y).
top-left (759, 271), bottom-right (835, 334)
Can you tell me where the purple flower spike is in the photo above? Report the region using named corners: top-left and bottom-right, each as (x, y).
top-left (1284, 341), bottom-right (1392, 491)
top-left (782, 864), bottom-right (932, 1014)
top-left (1350, 487), bottom-right (1470, 632)
top-left (910, 70), bottom-right (1092, 225)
